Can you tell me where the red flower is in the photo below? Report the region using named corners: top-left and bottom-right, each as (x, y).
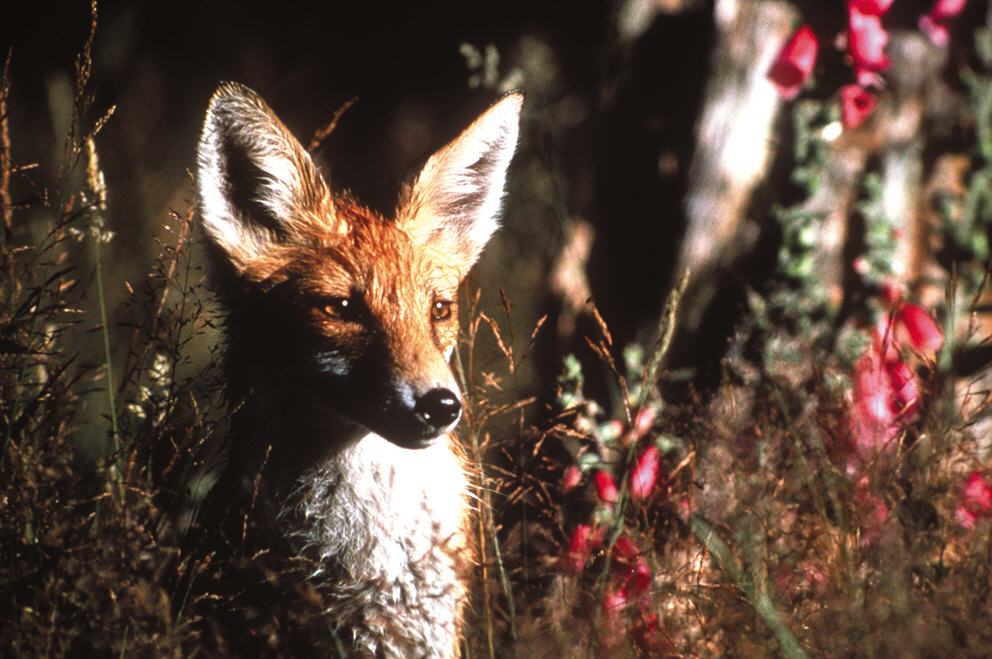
top-left (603, 586), bottom-right (627, 618)
top-left (849, 347), bottom-right (903, 461)
top-left (873, 315), bottom-right (902, 363)
top-left (854, 348), bottom-right (898, 426)
top-left (846, 301), bottom-right (942, 467)
top-left (627, 558), bottom-right (653, 598)
top-left (896, 303), bottom-right (944, 357)
top-left (632, 406), bottom-right (656, 440)
top-left (956, 503), bottom-right (981, 528)
top-left (630, 445), bottom-right (660, 501)
top-left (963, 472), bottom-right (992, 511)
top-left (920, 0), bottom-right (967, 46)
top-left (631, 611), bottom-right (664, 655)
top-left (887, 358), bottom-right (920, 417)
top-left (881, 280), bottom-right (905, 304)
top-left (956, 471), bottom-right (992, 529)
top-left (848, 6), bottom-right (890, 86)
top-left (613, 534), bottom-right (640, 562)
top-left (565, 523), bottom-right (601, 572)
top-left (849, 0), bottom-right (894, 14)
top-left (929, 0), bottom-right (969, 18)
top-left (849, 335), bottom-right (927, 468)
top-left (561, 465), bottom-right (582, 493)
top-left (840, 84), bottom-right (877, 129)
top-left (768, 25), bottom-right (819, 100)
top-left (595, 470), bottom-right (619, 503)
top-left (876, 301), bottom-right (943, 360)
top-left (610, 535), bottom-right (653, 605)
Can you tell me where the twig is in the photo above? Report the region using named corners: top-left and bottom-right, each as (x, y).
top-left (307, 96), bottom-right (357, 153)
top-left (637, 269), bottom-right (689, 411)
top-left (1, 48), bottom-right (13, 239)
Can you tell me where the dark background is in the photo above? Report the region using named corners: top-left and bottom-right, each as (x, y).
top-left (1, 0), bottom-right (722, 421)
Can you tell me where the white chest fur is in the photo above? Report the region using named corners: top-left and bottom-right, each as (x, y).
top-left (288, 432), bottom-right (470, 657)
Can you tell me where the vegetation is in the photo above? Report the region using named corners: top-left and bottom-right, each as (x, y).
top-left (3, 1), bottom-right (992, 656)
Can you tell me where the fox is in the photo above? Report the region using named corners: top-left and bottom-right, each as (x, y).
top-left (188, 82), bottom-right (522, 656)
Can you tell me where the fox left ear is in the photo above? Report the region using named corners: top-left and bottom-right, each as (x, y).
top-left (397, 93), bottom-right (522, 270)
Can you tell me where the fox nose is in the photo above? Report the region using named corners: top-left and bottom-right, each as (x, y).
top-left (414, 388), bottom-right (462, 431)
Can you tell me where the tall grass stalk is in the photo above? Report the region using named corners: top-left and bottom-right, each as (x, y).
top-left (455, 296), bottom-right (518, 650)
top-left (85, 138), bottom-right (121, 464)
top-left (690, 514), bottom-right (808, 659)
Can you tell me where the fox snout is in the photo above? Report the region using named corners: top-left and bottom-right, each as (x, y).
top-left (386, 383), bottom-right (463, 449)
top-left (309, 328), bottom-right (464, 448)
top-left (414, 387), bottom-right (462, 436)
top-left (322, 378), bottom-right (463, 449)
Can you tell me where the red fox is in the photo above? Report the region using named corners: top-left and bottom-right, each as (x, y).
top-left (191, 82), bottom-right (521, 656)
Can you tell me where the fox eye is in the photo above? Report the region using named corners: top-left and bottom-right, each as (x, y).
top-left (320, 296), bottom-right (364, 324)
top-left (431, 300), bottom-right (453, 322)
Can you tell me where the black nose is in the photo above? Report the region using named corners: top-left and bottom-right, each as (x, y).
top-left (414, 388), bottom-right (462, 431)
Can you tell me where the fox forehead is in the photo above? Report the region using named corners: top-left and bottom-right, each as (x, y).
top-left (275, 199), bottom-right (463, 301)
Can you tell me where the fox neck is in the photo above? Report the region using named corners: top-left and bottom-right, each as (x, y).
top-left (222, 350), bottom-right (471, 657)
top-left (227, 376), bottom-right (367, 489)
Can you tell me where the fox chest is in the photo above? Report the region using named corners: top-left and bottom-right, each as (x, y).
top-left (297, 434), bottom-right (468, 595)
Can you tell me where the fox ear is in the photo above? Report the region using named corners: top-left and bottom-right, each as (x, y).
top-left (197, 82), bottom-right (334, 272)
top-left (398, 93), bottom-right (522, 269)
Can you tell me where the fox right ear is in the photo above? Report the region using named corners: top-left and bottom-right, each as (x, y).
top-left (196, 82), bottom-right (335, 274)
top-left (397, 93), bottom-right (522, 272)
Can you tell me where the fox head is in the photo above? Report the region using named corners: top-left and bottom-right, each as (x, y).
top-left (197, 83), bottom-right (521, 450)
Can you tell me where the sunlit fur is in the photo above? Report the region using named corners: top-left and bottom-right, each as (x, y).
top-left (195, 82), bottom-right (521, 656)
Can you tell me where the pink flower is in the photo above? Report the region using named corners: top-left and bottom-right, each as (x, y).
top-left (610, 535), bottom-right (653, 605)
top-left (896, 303), bottom-right (944, 357)
top-left (565, 524), bottom-right (601, 572)
top-left (768, 25), bottom-right (819, 100)
top-left (880, 280), bottom-right (906, 304)
top-left (919, 0), bottom-right (967, 46)
top-left (603, 587), bottom-right (627, 618)
top-left (850, 0), bottom-right (894, 14)
top-left (875, 301), bottom-right (942, 362)
top-left (956, 504), bottom-right (981, 528)
top-left (848, 6), bottom-right (890, 86)
top-left (846, 302), bottom-right (942, 466)
top-left (963, 472), bottom-right (992, 510)
top-left (630, 445), bottom-right (661, 501)
top-left (854, 348), bottom-right (898, 426)
top-left (632, 406), bottom-right (656, 440)
top-left (849, 0), bottom-right (894, 14)
top-left (561, 465), bottom-right (582, 493)
top-left (595, 470), bottom-right (619, 504)
top-left (928, 0), bottom-right (969, 18)
top-left (887, 358), bottom-right (920, 417)
top-left (956, 471), bottom-right (992, 529)
top-left (627, 558), bottom-right (653, 598)
top-left (873, 316), bottom-right (902, 364)
top-left (631, 611), bottom-right (664, 655)
top-left (849, 346), bottom-right (906, 461)
top-left (840, 84), bottom-right (877, 129)
top-left (613, 534), bottom-right (640, 562)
